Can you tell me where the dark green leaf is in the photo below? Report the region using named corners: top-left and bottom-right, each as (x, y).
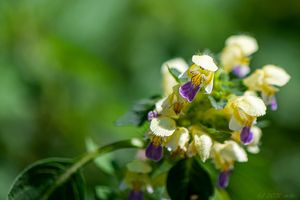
top-left (205, 127), bottom-right (232, 143)
top-left (167, 158), bottom-right (214, 200)
top-left (115, 95), bottom-right (160, 126)
top-left (8, 158), bottom-right (85, 200)
top-left (167, 66), bottom-right (181, 83)
top-left (208, 96), bottom-right (227, 110)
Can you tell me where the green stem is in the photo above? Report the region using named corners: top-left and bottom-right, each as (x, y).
top-left (41, 138), bottom-right (144, 200)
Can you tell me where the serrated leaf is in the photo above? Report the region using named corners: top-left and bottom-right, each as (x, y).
top-left (85, 138), bottom-right (114, 175)
top-left (8, 158), bottom-right (85, 200)
top-left (115, 95), bottom-right (160, 126)
top-left (208, 96), bottom-right (228, 110)
top-left (167, 158), bottom-right (214, 200)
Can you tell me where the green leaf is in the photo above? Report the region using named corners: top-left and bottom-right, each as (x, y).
top-left (167, 158), bottom-right (214, 200)
top-left (205, 127), bottom-right (232, 143)
top-left (115, 95), bottom-right (160, 126)
top-left (208, 96), bottom-right (227, 110)
top-left (210, 188), bottom-right (231, 200)
top-left (85, 138), bottom-right (114, 175)
top-left (167, 66), bottom-right (181, 82)
top-left (8, 158), bottom-right (85, 200)
top-left (95, 185), bottom-right (112, 200)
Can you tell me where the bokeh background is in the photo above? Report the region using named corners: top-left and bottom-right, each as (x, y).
top-left (1, 0), bottom-right (300, 199)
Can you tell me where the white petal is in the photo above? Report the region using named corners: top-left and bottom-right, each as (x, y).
top-left (229, 116), bottom-right (243, 131)
top-left (150, 117), bottom-right (176, 137)
top-left (226, 35), bottom-right (258, 56)
top-left (235, 95), bottom-right (266, 117)
top-left (161, 58), bottom-right (189, 96)
top-left (192, 55), bottom-right (218, 72)
top-left (205, 78), bottom-right (214, 94)
top-left (221, 141), bottom-right (248, 162)
top-left (165, 127), bottom-right (189, 151)
top-left (194, 134), bottom-right (213, 162)
top-left (262, 65), bottom-right (290, 87)
top-left (247, 126), bottom-right (262, 154)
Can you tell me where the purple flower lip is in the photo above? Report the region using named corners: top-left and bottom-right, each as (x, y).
top-left (218, 171), bottom-right (231, 188)
top-left (147, 111), bottom-right (158, 121)
top-left (232, 66), bottom-right (249, 78)
top-left (145, 142), bottom-right (163, 161)
top-left (128, 190), bottom-right (143, 200)
top-left (179, 81), bottom-right (200, 102)
top-left (240, 126), bottom-right (254, 145)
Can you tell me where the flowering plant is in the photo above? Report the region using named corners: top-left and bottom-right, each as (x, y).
top-left (8, 35), bottom-right (290, 200)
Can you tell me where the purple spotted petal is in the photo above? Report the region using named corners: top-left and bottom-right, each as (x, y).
top-left (218, 171), bottom-right (231, 188)
top-left (145, 142), bottom-right (163, 161)
top-left (128, 190), bottom-right (143, 200)
top-left (232, 66), bottom-right (250, 78)
top-left (270, 96), bottom-right (278, 111)
top-left (240, 127), bottom-right (253, 145)
top-left (179, 81), bottom-right (200, 102)
top-left (147, 111), bottom-right (158, 121)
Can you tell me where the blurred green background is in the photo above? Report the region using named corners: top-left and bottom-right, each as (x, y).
top-left (0, 0), bottom-right (299, 199)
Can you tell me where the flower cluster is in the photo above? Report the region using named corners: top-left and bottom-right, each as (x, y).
top-left (145, 35), bottom-right (290, 189)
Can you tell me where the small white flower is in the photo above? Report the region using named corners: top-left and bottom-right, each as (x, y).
top-left (212, 141), bottom-right (248, 170)
top-left (194, 134), bottom-right (213, 162)
top-left (165, 127), bottom-right (190, 152)
top-left (150, 117), bottom-right (176, 137)
top-left (226, 35), bottom-right (258, 56)
top-left (227, 95), bottom-right (266, 131)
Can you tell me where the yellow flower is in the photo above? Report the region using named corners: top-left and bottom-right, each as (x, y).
top-left (221, 35), bottom-right (258, 77)
top-left (244, 64), bottom-right (290, 110)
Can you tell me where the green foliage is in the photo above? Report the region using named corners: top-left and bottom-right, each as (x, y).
top-left (167, 158), bottom-right (214, 200)
top-left (8, 158), bottom-right (85, 200)
top-left (115, 96), bottom-right (160, 126)
top-left (208, 96), bottom-right (227, 110)
top-left (204, 127), bottom-right (232, 143)
top-left (85, 138), bottom-right (114, 175)
top-left (167, 66), bottom-right (181, 83)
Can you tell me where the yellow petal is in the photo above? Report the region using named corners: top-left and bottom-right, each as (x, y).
top-left (150, 117), bottom-right (176, 137)
top-left (226, 35), bottom-right (258, 55)
top-left (192, 55), bottom-right (218, 72)
top-left (262, 65), bottom-right (290, 87)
